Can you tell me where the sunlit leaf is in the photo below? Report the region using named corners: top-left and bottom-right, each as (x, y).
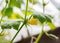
top-left (22, 10), bottom-right (33, 16)
top-left (29, 0), bottom-right (38, 4)
top-left (47, 22), bottom-right (56, 30)
top-left (0, 20), bottom-right (6, 22)
top-left (2, 7), bottom-right (13, 17)
top-left (9, 0), bottom-right (23, 8)
top-left (9, 13), bottom-right (22, 19)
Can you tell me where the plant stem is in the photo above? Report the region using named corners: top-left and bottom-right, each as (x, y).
top-left (0, 2), bottom-right (7, 25)
top-left (31, 36), bottom-right (36, 43)
top-left (25, 0), bottom-right (29, 19)
top-left (11, 0), bottom-right (29, 42)
top-left (10, 23), bottom-right (24, 43)
top-left (34, 24), bottom-right (44, 43)
top-left (42, 0), bottom-right (45, 13)
top-left (34, 0), bottom-right (45, 43)
top-left (25, 25), bottom-right (30, 37)
top-left (0, 2), bottom-right (8, 33)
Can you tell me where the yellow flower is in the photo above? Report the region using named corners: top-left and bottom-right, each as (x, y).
top-left (28, 18), bottom-right (37, 25)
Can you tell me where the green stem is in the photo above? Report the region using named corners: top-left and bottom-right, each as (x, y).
top-left (11, 0), bottom-right (29, 42)
top-left (34, 0), bottom-right (45, 43)
top-left (0, 2), bottom-right (7, 24)
top-left (0, 2), bottom-right (7, 33)
top-left (42, 0), bottom-right (44, 13)
top-left (25, 25), bottom-right (30, 37)
top-left (10, 23), bottom-right (25, 43)
top-left (25, 0), bottom-right (29, 19)
top-left (44, 31), bottom-right (59, 40)
top-left (0, 0), bottom-right (8, 24)
top-left (34, 24), bottom-right (44, 43)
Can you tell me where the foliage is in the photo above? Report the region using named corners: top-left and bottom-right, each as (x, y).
top-left (2, 7), bottom-right (13, 17)
top-left (6, 0), bottom-right (24, 8)
top-left (29, 0), bottom-right (38, 4)
top-left (32, 14), bottom-right (56, 30)
top-left (9, 13), bottom-right (22, 19)
top-left (1, 21), bottom-right (20, 30)
top-left (22, 10), bottom-right (33, 16)
top-left (0, 0), bottom-right (57, 43)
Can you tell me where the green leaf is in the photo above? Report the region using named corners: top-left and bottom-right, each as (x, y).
top-left (11, 21), bottom-right (20, 30)
top-left (44, 15), bottom-right (52, 23)
top-left (47, 22), bottom-right (56, 30)
top-left (44, 15), bottom-right (56, 30)
top-left (8, 13), bottom-right (23, 19)
top-left (47, 15), bottom-right (53, 19)
top-left (32, 14), bottom-right (54, 25)
top-left (9, 0), bottom-right (23, 8)
top-left (33, 14), bottom-right (46, 24)
top-left (3, 7), bottom-right (13, 17)
top-left (22, 10), bottom-right (33, 16)
top-left (1, 23), bottom-right (11, 29)
top-left (1, 21), bottom-right (20, 30)
top-left (29, 0), bottom-right (38, 4)
top-left (16, 14), bottom-right (22, 19)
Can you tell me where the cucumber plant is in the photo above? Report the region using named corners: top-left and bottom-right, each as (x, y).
top-left (0, 0), bottom-right (58, 43)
